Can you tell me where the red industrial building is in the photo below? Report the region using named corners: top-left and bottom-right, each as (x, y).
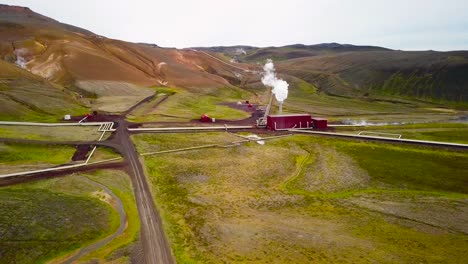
top-left (312, 118), bottom-right (328, 129)
top-left (267, 114), bottom-right (312, 130)
top-left (266, 114), bottom-right (327, 130)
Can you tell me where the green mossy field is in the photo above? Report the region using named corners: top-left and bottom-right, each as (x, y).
top-left (134, 133), bottom-right (468, 263)
top-left (0, 188), bottom-right (116, 264)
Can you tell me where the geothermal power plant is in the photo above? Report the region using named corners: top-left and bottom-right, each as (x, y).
top-left (260, 60), bottom-right (328, 130)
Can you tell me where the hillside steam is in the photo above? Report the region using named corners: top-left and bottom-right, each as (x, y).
top-left (14, 48), bottom-right (28, 68)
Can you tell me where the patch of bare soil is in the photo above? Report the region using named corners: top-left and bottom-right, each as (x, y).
top-left (295, 146), bottom-right (370, 193)
top-left (71, 144), bottom-right (91, 161)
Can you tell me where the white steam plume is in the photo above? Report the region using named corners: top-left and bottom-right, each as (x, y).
top-left (342, 119), bottom-right (406, 126)
top-left (235, 48), bottom-right (247, 55)
top-left (14, 48), bottom-right (28, 69)
top-left (261, 59), bottom-right (288, 103)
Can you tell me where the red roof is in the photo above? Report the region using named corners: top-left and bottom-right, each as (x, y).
top-left (268, 114), bottom-right (311, 117)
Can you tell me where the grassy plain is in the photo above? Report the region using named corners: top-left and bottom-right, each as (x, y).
top-left (134, 133), bottom-right (468, 263)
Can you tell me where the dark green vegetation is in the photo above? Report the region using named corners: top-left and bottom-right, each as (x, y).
top-left (134, 133), bottom-right (468, 263)
top-left (338, 142), bottom-right (467, 194)
top-left (0, 143), bottom-right (75, 171)
top-left (0, 187), bottom-right (117, 264)
top-left (0, 169), bottom-right (138, 264)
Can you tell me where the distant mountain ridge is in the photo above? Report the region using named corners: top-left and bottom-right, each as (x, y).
top-left (192, 43), bottom-right (390, 62)
top-left (283, 43), bottom-right (390, 51)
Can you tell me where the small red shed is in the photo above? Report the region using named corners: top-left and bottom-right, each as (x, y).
top-left (267, 114), bottom-right (312, 130)
top-left (312, 118), bottom-right (328, 129)
top-left (200, 114), bottom-right (211, 122)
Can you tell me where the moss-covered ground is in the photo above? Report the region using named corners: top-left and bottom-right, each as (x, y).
top-left (0, 176), bottom-right (118, 264)
top-left (133, 132), bottom-right (468, 263)
top-left (0, 169), bottom-right (139, 264)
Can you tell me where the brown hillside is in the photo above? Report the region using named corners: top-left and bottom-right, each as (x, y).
top-left (0, 4), bottom-right (250, 90)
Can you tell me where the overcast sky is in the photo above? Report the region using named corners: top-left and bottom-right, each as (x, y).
top-left (3, 0), bottom-right (468, 50)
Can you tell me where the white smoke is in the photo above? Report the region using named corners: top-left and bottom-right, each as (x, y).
top-left (342, 119), bottom-right (406, 126)
top-left (235, 48), bottom-right (247, 55)
top-left (14, 48), bottom-right (28, 69)
top-left (246, 134), bottom-right (265, 145)
top-left (261, 59), bottom-right (288, 103)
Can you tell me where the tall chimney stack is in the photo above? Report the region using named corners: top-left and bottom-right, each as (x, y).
top-left (279, 102), bottom-right (283, 114)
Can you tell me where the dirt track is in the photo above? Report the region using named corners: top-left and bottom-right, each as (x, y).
top-left (116, 119), bottom-right (175, 264)
top-left (63, 176), bottom-right (128, 264)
